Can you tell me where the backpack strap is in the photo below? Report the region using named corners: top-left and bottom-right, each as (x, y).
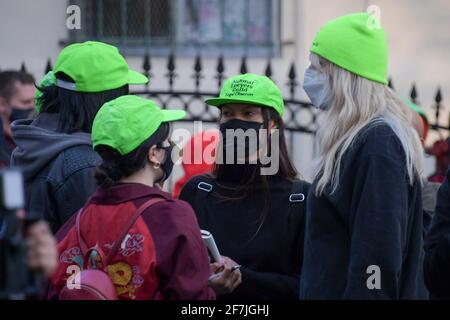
top-left (105, 197), bottom-right (165, 265)
top-left (196, 180), bottom-right (214, 203)
top-left (76, 208), bottom-right (89, 256)
top-left (75, 197), bottom-right (166, 266)
top-left (197, 181), bottom-right (213, 192)
top-left (288, 180), bottom-right (306, 212)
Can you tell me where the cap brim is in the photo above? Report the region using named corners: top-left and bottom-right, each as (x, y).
top-left (161, 109), bottom-right (186, 123)
top-left (128, 69), bottom-right (149, 85)
top-left (205, 97), bottom-right (265, 108)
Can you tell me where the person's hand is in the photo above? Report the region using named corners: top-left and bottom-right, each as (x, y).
top-left (208, 256), bottom-right (242, 295)
top-left (26, 221), bottom-right (58, 278)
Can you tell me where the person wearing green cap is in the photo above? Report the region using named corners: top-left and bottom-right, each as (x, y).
top-left (50, 95), bottom-right (216, 300)
top-left (179, 73), bottom-right (310, 299)
top-left (10, 41), bottom-right (148, 233)
top-left (300, 13), bottom-right (427, 299)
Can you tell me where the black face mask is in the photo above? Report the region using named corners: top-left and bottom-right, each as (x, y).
top-left (155, 144), bottom-right (175, 183)
top-left (9, 107), bottom-right (34, 123)
top-left (218, 119), bottom-right (263, 183)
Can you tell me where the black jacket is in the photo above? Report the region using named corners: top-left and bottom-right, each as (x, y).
top-left (300, 121), bottom-right (428, 299)
top-left (10, 114), bottom-right (101, 233)
top-left (179, 174), bottom-right (310, 300)
top-left (424, 169), bottom-right (450, 298)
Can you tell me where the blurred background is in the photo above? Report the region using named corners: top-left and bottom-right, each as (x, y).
top-left (1, 0), bottom-right (449, 190)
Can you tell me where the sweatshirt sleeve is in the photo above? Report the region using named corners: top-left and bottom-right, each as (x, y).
top-left (141, 200), bottom-right (216, 300)
top-left (424, 171), bottom-right (450, 298)
top-left (343, 151), bottom-right (411, 299)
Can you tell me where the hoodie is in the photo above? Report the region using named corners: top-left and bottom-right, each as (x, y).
top-left (11, 113), bottom-right (101, 232)
top-left (173, 130), bottom-right (219, 198)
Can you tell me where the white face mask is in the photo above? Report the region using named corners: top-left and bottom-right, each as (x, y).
top-left (302, 66), bottom-right (332, 110)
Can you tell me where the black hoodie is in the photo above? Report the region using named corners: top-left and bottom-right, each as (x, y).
top-left (10, 113), bottom-right (101, 232)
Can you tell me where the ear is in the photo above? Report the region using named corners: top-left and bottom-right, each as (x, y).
top-left (268, 119), bottom-right (278, 131)
top-left (147, 145), bottom-right (163, 167)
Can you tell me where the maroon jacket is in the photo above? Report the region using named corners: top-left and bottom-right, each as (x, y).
top-left (50, 183), bottom-right (216, 300)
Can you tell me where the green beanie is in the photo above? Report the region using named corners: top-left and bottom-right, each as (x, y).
top-left (311, 12), bottom-right (388, 85)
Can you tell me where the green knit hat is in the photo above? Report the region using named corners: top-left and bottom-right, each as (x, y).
top-left (311, 12), bottom-right (388, 85)
top-left (205, 73), bottom-right (284, 116)
top-left (92, 95), bottom-right (186, 155)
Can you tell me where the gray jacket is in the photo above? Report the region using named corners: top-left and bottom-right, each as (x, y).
top-left (10, 113), bottom-right (101, 233)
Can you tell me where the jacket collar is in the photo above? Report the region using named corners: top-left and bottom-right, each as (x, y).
top-left (90, 183), bottom-right (173, 205)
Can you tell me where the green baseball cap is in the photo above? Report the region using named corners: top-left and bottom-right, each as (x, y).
top-left (205, 73), bottom-right (284, 116)
top-left (35, 70), bottom-right (57, 113)
top-left (53, 41), bottom-right (148, 92)
top-left (92, 95), bottom-right (186, 155)
top-left (311, 12), bottom-right (388, 85)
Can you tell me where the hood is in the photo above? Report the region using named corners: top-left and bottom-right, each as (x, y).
top-left (181, 130), bottom-right (219, 176)
top-left (11, 113), bottom-right (93, 180)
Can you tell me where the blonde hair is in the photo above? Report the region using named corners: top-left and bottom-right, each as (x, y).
top-left (312, 53), bottom-right (423, 196)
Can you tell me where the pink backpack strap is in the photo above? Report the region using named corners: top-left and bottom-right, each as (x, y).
top-left (76, 197), bottom-right (166, 265)
top-left (105, 197), bottom-right (165, 265)
top-left (75, 208), bottom-right (89, 256)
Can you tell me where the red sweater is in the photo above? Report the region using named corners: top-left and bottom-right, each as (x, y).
top-left (50, 183), bottom-right (215, 300)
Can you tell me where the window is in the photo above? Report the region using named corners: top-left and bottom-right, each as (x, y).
top-left (69, 0), bottom-right (280, 57)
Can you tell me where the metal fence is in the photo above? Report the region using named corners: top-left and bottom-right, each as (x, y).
top-left (20, 54), bottom-right (449, 158)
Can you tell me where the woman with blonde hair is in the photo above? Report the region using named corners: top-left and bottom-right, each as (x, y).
top-left (300, 13), bottom-right (427, 299)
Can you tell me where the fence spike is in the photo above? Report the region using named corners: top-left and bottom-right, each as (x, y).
top-left (240, 57), bottom-right (248, 74)
top-left (193, 55), bottom-right (203, 90)
top-left (265, 60), bottom-right (272, 79)
top-left (143, 54), bottom-right (151, 79)
top-left (166, 52), bottom-right (177, 90)
top-left (215, 55), bottom-right (225, 90)
top-left (410, 83), bottom-right (418, 103)
top-left (288, 62), bottom-right (298, 99)
top-left (45, 58), bottom-right (52, 74)
top-left (435, 87), bottom-right (442, 104)
top-left (388, 77), bottom-right (394, 90)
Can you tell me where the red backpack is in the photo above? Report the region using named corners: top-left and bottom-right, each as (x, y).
top-left (59, 198), bottom-right (165, 300)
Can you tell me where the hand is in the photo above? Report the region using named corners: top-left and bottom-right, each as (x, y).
top-left (208, 256), bottom-right (242, 295)
top-left (26, 221), bottom-right (58, 278)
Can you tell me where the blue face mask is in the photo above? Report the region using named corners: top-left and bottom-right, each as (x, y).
top-left (302, 67), bottom-right (332, 110)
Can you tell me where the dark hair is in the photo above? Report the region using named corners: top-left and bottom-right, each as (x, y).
top-left (212, 106), bottom-right (299, 241)
top-left (0, 70), bottom-right (35, 101)
top-left (37, 72), bottom-right (129, 133)
top-left (94, 123), bottom-right (170, 189)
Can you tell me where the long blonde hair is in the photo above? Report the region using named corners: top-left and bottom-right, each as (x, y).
top-left (312, 53), bottom-right (423, 196)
